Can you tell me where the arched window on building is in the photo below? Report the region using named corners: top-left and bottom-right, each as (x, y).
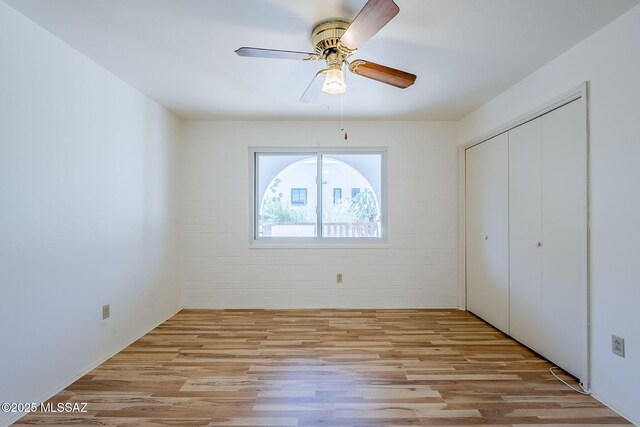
top-left (254, 150), bottom-right (385, 241)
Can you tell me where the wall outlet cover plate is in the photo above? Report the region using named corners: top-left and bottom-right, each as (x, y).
top-left (612, 335), bottom-right (625, 358)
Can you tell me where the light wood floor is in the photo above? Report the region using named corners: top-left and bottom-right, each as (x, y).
top-left (16, 309), bottom-right (631, 426)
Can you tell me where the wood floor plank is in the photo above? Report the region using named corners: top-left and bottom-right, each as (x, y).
top-left (14, 309), bottom-right (632, 426)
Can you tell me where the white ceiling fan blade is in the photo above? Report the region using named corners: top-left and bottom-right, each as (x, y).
top-left (235, 47), bottom-right (316, 60)
top-left (300, 70), bottom-right (327, 103)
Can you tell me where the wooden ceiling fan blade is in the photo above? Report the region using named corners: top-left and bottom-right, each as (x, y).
top-left (339, 0), bottom-right (399, 51)
top-left (235, 47), bottom-right (316, 60)
top-left (300, 70), bottom-right (327, 103)
top-left (350, 60), bottom-right (416, 88)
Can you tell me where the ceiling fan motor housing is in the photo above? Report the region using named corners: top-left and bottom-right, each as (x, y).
top-left (311, 20), bottom-right (353, 57)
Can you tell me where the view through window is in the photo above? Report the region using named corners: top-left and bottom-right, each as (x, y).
top-left (254, 151), bottom-right (384, 240)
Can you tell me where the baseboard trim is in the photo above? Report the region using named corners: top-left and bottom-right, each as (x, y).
top-left (181, 305), bottom-right (460, 310)
top-left (4, 307), bottom-right (182, 427)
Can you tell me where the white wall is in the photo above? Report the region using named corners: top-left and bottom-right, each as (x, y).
top-left (0, 3), bottom-right (182, 425)
top-left (459, 5), bottom-right (640, 424)
top-left (182, 121), bottom-right (459, 308)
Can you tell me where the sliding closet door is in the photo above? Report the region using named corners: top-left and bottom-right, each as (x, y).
top-left (466, 134), bottom-right (509, 333)
top-left (509, 119), bottom-right (542, 351)
top-left (466, 97), bottom-right (587, 383)
top-left (540, 99), bottom-right (587, 380)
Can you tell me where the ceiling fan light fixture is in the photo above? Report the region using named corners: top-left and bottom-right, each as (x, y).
top-left (322, 67), bottom-right (346, 95)
top-left (236, 0), bottom-right (416, 101)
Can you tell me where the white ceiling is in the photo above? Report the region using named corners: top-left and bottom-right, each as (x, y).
top-left (5, 0), bottom-right (639, 120)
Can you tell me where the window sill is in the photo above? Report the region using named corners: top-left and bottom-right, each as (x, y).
top-left (249, 240), bottom-right (389, 249)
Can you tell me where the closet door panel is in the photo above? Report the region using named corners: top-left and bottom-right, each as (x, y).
top-left (540, 99), bottom-right (587, 379)
top-left (466, 133), bottom-right (510, 333)
top-left (508, 119), bottom-right (542, 351)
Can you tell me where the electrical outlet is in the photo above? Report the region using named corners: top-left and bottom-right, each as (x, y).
top-left (102, 304), bottom-right (110, 320)
top-left (612, 335), bottom-right (625, 358)
top-left (336, 273), bottom-right (343, 283)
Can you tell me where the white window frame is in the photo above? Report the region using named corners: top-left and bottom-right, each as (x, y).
top-left (249, 147), bottom-right (388, 247)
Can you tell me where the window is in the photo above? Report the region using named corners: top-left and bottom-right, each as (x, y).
top-left (291, 188), bottom-right (307, 206)
top-left (333, 188), bottom-right (342, 205)
top-left (252, 149), bottom-right (386, 243)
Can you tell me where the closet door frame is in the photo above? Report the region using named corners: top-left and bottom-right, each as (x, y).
top-left (458, 82), bottom-right (591, 388)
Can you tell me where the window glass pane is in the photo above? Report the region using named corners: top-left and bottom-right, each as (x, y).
top-left (257, 154), bottom-right (317, 238)
top-left (321, 154), bottom-right (382, 238)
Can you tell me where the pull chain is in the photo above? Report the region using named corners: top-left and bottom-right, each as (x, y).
top-left (341, 64), bottom-right (348, 141)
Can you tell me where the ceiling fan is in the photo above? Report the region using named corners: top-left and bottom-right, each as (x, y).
top-left (235, 0), bottom-right (416, 103)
